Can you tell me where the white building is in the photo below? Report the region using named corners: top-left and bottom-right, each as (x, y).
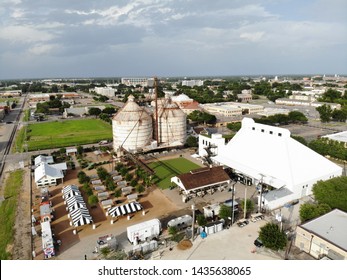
top-left (35, 162), bottom-right (66, 187)
top-left (121, 77), bottom-right (154, 87)
top-left (201, 102), bottom-right (263, 117)
top-left (209, 118), bottom-right (342, 210)
top-left (275, 98), bottom-right (341, 110)
top-left (322, 131), bottom-right (347, 147)
top-left (198, 133), bottom-right (226, 158)
top-left (181, 80), bottom-right (204, 87)
top-left (94, 87), bottom-right (116, 97)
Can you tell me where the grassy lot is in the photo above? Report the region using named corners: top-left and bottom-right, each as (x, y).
top-left (0, 170), bottom-right (24, 260)
top-left (12, 126), bottom-right (26, 153)
top-left (27, 119), bottom-right (112, 151)
top-left (149, 157), bottom-right (201, 189)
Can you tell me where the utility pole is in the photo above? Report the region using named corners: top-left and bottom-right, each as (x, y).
top-left (154, 77), bottom-right (159, 144)
top-left (191, 204), bottom-right (195, 242)
top-left (231, 181), bottom-right (236, 226)
top-left (244, 185), bottom-right (247, 219)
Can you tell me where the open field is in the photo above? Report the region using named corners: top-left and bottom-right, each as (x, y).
top-left (149, 157), bottom-right (201, 189)
top-left (26, 119), bottom-right (112, 151)
top-left (0, 170), bottom-right (24, 260)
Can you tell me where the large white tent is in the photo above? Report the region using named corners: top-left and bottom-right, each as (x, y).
top-left (212, 118), bottom-right (343, 210)
top-left (108, 202), bottom-right (143, 217)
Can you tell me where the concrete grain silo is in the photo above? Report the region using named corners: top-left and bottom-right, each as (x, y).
top-left (155, 99), bottom-right (186, 146)
top-left (112, 95), bottom-right (153, 152)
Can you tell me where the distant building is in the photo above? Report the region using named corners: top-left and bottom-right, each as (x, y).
top-left (275, 98), bottom-right (341, 110)
top-left (237, 90), bottom-right (253, 102)
top-left (94, 87), bottom-right (116, 97)
top-left (34, 162), bottom-right (67, 187)
top-left (295, 209), bottom-right (347, 260)
top-left (200, 102), bottom-right (263, 117)
top-left (322, 131), bottom-right (347, 147)
top-left (181, 80), bottom-right (204, 87)
top-left (0, 90), bottom-right (22, 97)
top-left (121, 77), bottom-right (154, 87)
top-left (171, 94), bottom-right (201, 114)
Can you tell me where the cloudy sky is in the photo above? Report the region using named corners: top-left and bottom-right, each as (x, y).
top-left (0, 0), bottom-right (346, 79)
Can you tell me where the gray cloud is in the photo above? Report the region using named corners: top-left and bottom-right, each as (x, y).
top-left (0, 0), bottom-right (346, 79)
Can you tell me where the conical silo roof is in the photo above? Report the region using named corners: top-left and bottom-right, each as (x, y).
top-left (113, 95), bottom-right (152, 122)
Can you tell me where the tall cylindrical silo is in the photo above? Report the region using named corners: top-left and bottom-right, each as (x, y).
top-left (112, 95), bottom-right (153, 152)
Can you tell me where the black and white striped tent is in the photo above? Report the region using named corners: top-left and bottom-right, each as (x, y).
top-left (108, 202), bottom-right (143, 217)
top-left (70, 208), bottom-right (93, 227)
top-left (63, 190), bottom-right (81, 200)
top-left (65, 195), bottom-right (85, 207)
top-left (68, 201), bottom-right (87, 212)
top-left (62, 185), bottom-right (79, 195)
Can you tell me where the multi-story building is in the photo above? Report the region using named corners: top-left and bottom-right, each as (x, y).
top-left (121, 77), bottom-right (154, 87)
top-left (181, 80), bottom-right (204, 87)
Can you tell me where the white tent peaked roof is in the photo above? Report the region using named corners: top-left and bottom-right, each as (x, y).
top-left (213, 118), bottom-right (342, 190)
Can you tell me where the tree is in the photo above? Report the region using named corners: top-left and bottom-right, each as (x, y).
top-left (105, 177), bottom-right (115, 191)
top-left (316, 104), bottom-right (332, 122)
top-left (332, 109), bottom-right (347, 122)
top-left (312, 177), bottom-right (347, 211)
top-left (88, 195), bottom-right (99, 207)
top-left (218, 204), bottom-right (231, 220)
top-left (130, 179), bottom-right (138, 187)
top-left (114, 188), bottom-right (122, 199)
top-left (226, 122), bottom-right (241, 132)
top-left (299, 203), bottom-right (331, 222)
top-left (136, 184), bottom-right (145, 194)
top-left (59, 147), bottom-right (66, 155)
top-left (78, 171), bottom-right (90, 184)
top-left (77, 145), bottom-right (84, 155)
top-left (88, 107), bottom-right (102, 117)
top-left (125, 173), bottom-right (132, 182)
top-left (196, 214), bottom-right (207, 227)
top-left (259, 223), bottom-right (287, 251)
top-left (102, 107), bottom-right (116, 115)
top-left (288, 111), bottom-right (308, 123)
top-left (185, 136), bottom-right (198, 147)
top-left (240, 199), bottom-right (254, 218)
top-left (168, 226), bottom-right (178, 240)
top-left (97, 167), bottom-right (109, 181)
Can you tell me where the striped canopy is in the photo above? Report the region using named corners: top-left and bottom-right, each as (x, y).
top-left (108, 202), bottom-right (143, 217)
top-left (62, 185), bottom-right (79, 195)
top-left (63, 190), bottom-right (81, 199)
top-left (70, 208), bottom-right (93, 227)
top-left (68, 201), bottom-right (87, 212)
top-left (65, 195), bottom-right (85, 207)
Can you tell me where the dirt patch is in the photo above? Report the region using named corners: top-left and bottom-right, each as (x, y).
top-left (177, 239), bottom-right (192, 250)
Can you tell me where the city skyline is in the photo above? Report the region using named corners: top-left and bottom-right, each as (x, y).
top-left (0, 0), bottom-right (346, 79)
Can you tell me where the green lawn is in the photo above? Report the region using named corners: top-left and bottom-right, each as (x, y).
top-left (0, 170), bottom-right (24, 260)
top-left (27, 119), bottom-right (112, 151)
top-left (149, 157), bottom-right (201, 189)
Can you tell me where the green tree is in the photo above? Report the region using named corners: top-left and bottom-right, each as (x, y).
top-left (88, 195), bottom-right (99, 207)
top-left (316, 104), bottom-right (333, 122)
top-left (59, 147), bottom-right (66, 155)
top-left (299, 203), bottom-right (331, 222)
top-left (78, 171), bottom-right (90, 184)
top-left (196, 214), bottom-right (207, 227)
top-left (240, 199), bottom-right (254, 218)
top-left (97, 167), bottom-right (109, 181)
top-left (88, 107), bottom-right (102, 117)
top-left (226, 122), bottom-right (241, 132)
top-left (288, 111), bottom-right (308, 123)
top-left (185, 136), bottom-right (198, 147)
top-left (77, 145), bottom-right (84, 155)
top-left (259, 223), bottom-right (287, 251)
top-left (114, 188), bottom-right (122, 199)
top-left (332, 109), bottom-right (347, 122)
top-left (136, 184), bottom-right (145, 193)
top-left (218, 204), bottom-right (231, 220)
top-left (125, 173), bottom-right (132, 182)
top-left (312, 177), bottom-right (347, 211)
top-left (102, 107), bottom-right (116, 115)
top-left (168, 226), bottom-right (178, 241)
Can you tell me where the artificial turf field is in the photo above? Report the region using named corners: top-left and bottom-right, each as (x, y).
top-left (27, 119), bottom-right (112, 151)
top-left (149, 157), bottom-right (201, 189)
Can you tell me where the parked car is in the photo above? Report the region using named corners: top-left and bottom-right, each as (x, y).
top-left (254, 237), bottom-right (263, 247)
